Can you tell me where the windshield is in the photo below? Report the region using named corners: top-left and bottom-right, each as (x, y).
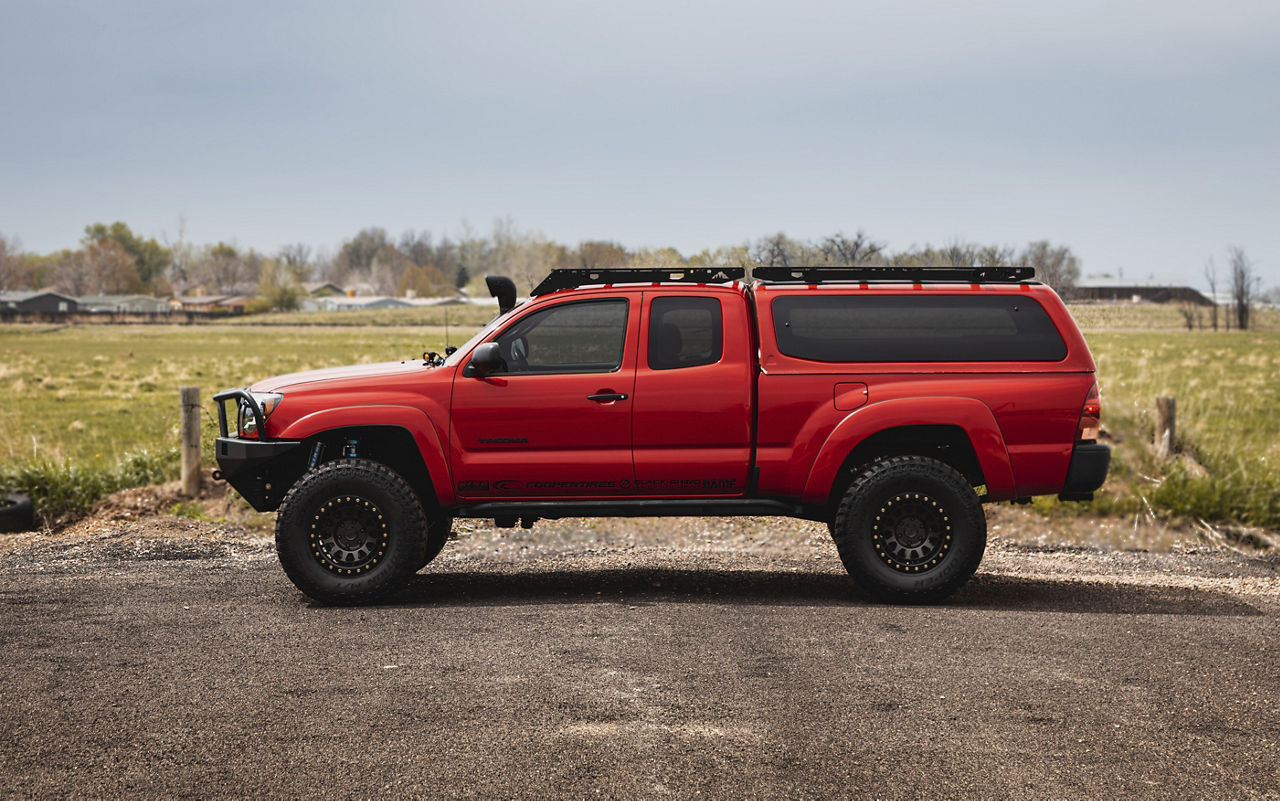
top-left (442, 304), bottom-right (525, 368)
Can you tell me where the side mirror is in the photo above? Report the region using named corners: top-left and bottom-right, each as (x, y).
top-left (464, 342), bottom-right (504, 377)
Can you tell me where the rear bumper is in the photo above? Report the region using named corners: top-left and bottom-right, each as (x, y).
top-left (1058, 442), bottom-right (1110, 501)
top-left (215, 437), bottom-right (302, 511)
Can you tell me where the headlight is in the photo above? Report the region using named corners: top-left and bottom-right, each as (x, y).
top-left (237, 392), bottom-right (283, 436)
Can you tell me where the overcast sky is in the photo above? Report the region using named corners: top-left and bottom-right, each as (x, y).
top-left (2, 0), bottom-right (1278, 288)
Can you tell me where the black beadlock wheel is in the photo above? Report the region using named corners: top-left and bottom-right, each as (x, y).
top-left (275, 459), bottom-right (428, 604)
top-left (831, 455), bottom-right (986, 603)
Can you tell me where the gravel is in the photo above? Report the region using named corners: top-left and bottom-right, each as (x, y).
top-left (1, 499), bottom-right (1277, 798)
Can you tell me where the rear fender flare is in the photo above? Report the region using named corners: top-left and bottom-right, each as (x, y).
top-left (801, 396), bottom-right (1016, 504)
top-left (278, 405), bottom-right (455, 506)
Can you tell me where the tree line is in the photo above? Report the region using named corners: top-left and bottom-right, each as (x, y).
top-left (0, 219), bottom-right (1087, 300)
top-left (0, 219), bottom-right (1264, 324)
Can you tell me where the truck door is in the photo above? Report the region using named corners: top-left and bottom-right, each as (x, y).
top-left (450, 296), bottom-right (638, 498)
top-left (631, 291), bottom-right (753, 496)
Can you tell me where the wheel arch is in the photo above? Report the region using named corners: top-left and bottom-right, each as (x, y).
top-left (802, 397), bottom-right (1017, 509)
top-left (277, 405), bottom-right (454, 506)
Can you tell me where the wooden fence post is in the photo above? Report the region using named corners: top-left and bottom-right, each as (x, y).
top-left (1156, 395), bottom-right (1176, 459)
top-left (180, 386), bottom-right (201, 497)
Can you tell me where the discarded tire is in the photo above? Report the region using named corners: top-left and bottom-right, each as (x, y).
top-left (0, 493), bottom-right (36, 533)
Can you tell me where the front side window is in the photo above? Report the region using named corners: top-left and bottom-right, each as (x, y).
top-left (495, 299), bottom-right (627, 373)
top-left (772, 295), bottom-right (1067, 362)
top-left (648, 297), bottom-right (723, 370)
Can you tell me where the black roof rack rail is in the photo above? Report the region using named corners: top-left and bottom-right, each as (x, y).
top-left (531, 267), bottom-right (746, 296)
top-left (752, 266), bottom-right (1035, 283)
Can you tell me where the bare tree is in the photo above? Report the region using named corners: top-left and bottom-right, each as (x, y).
top-left (975, 244), bottom-right (1016, 267)
top-left (1228, 245), bottom-right (1260, 330)
top-left (751, 233), bottom-right (823, 268)
top-left (1203, 258), bottom-right (1219, 331)
top-left (628, 247), bottom-right (685, 268)
top-left (0, 233), bottom-right (21, 291)
top-left (1019, 241), bottom-right (1080, 289)
top-left (819, 231), bottom-right (883, 265)
top-left (162, 216), bottom-right (195, 294)
top-left (64, 240), bottom-right (144, 295)
top-left (192, 242), bottom-right (256, 295)
top-left (940, 239), bottom-right (980, 268)
top-left (577, 239), bottom-right (628, 270)
top-left (492, 219), bottom-right (560, 292)
top-left (277, 243), bottom-right (314, 283)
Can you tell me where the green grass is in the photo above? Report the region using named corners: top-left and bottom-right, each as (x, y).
top-left (1064, 328), bottom-right (1280, 528)
top-left (221, 303), bottom-right (497, 327)
top-left (0, 322), bottom-right (482, 521)
top-left (0, 447), bottom-right (176, 523)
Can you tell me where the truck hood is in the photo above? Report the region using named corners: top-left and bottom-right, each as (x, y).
top-left (251, 360), bottom-right (431, 392)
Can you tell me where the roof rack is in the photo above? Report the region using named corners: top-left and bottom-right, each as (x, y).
top-left (530, 267), bottom-right (746, 296)
top-left (752, 266), bottom-right (1035, 283)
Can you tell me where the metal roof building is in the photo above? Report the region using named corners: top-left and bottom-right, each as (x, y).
top-left (78, 294), bottom-right (173, 314)
top-left (0, 290), bottom-right (80, 313)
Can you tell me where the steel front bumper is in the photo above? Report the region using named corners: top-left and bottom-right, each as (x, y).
top-left (215, 437), bottom-right (301, 511)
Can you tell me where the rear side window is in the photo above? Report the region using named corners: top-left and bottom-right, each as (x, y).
top-left (648, 297), bottom-right (723, 370)
top-left (771, 295), bottom-right (1067, 362)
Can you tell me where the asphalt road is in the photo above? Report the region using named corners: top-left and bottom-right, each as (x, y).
top-left (1, 519), bottom-right (1278, 799)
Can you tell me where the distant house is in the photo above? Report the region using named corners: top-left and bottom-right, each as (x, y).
top-left (1066, 279), bottom-right (1213, 306)
top-left (319, 295), bottom-right (413, 311)
top-left (303, 281), bottom-right (345, 297)
top-left (0, 290), bottom-right (79, 313)
top-left (170, 295), bottom-right (253, 314)
top-left (78, 294), bottom-right (172, 314)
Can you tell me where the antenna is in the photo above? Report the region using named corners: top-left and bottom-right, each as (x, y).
top-left (445, 303), bottom-right (451, 350)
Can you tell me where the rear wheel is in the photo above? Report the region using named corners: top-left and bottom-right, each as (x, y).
top-left (275, 459), bottom-right (427, 604)
top-left (831, 455), bottom-right (986, 603)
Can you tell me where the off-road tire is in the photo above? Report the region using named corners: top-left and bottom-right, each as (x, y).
top-left (419, 511), bottom-right (452, 570)
top-left (275, 459), bottom-right (428, 604)
top-left (831, 455), bottom-right (986, 603)
top-left (0, 493), bottom-right (36, 533)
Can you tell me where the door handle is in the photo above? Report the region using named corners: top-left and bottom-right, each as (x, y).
top-left (587, 392), bottom-right (628, 403)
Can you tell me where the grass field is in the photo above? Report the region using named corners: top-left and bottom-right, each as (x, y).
top-left (0, 322), bottom-right (478, 519)
top-left (3, 302), bottom-right (1279, 529)
top-left (1067, 328), bottom-right (1280, 527)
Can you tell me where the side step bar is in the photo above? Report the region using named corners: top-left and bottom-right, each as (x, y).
top-left (456, 498), bottom-right (823, 522)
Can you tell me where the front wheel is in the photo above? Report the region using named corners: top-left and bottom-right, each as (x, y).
top-left (275, 459), bottom-right (428, 604)
top-left (831, 455), bottom-right (986, 603)
top-left (418, 510), bottom-right (452, 571)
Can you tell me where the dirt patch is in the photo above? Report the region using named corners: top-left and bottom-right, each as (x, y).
top-left (0, 470), bottom-right (272, 566)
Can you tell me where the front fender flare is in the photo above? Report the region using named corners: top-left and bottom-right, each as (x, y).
top-left (277, 405), bottom-right (455, 506)
top-left (801, 396), bottom-right (1017, 504)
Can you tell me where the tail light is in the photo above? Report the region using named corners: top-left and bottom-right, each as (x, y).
top-left (1076, 382), bottom-right (1101, 443)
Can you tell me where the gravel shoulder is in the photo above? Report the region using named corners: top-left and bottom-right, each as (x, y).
top-left (1, 487), bottom-right (1277, 798)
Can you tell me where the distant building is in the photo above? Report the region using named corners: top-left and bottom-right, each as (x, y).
top-left (1066, 279), bottom-right (1213, 306)
top-left (170, 295), bottom-right (253, 314)
top-left (78, 294), bottom-right (172, 314)
top-left (0, 290), bottom-right (79, 313)
top-left (319, 295), bottom-right (413, 311)
top-left (303, 281), bottom-right (345, 297)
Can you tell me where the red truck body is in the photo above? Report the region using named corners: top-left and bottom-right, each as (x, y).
top-left (214, 267), bottom-right (1108, 603)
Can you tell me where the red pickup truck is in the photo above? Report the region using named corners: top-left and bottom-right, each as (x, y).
top-left (215, 266), bottom-right (1108, 604)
